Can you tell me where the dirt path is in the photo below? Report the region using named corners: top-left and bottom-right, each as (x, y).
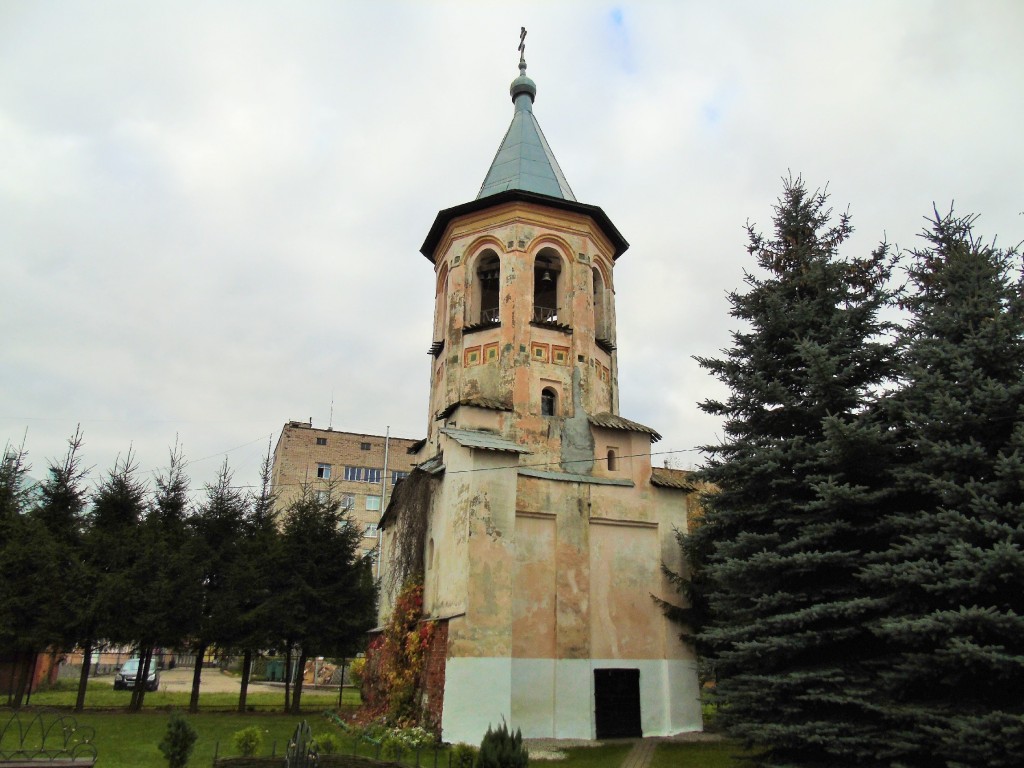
top-left (157, 666), bottom-right (280, 694)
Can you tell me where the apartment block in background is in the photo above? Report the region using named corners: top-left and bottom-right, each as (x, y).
top-left (270, 421), bottom-right (419, 558)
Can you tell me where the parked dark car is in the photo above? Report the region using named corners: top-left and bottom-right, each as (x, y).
top-left (113, 657), bottom-right (160, 691)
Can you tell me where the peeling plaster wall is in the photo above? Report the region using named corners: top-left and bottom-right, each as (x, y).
top-left (423, 469), bottom-right (469, 620)
top-left (589, 522), bottom-right (662, 659)
top-left (559, 368), bottom-right (595, 472)
top-left (440, 440), bottom-right (518, 660)
top-left (410, 428), bottom-right (698, 742)
top-left (408, 198), bottom-right (702, 743)
top-left (426, 202), bottom-right (618, 455)
top-left (512, 473), bottom-right (690, 663)
top-left (512, 515), bottom-right (556, 659)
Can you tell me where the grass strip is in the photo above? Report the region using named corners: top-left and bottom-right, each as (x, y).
top-left (1, 711), bottom-right (329, 768)
top-left (22, 679), bottom-right (358, 712)
top-left (649, 740), bottom-right (758, 768)
top-left (531, 743), bottom-right (634, 768)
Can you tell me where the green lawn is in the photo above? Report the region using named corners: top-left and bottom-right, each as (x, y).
top-left (532, 743), bottom-right (634, 768)
top-left (649, 741), bottom-right (759, 767)
top-left (0, 711), bottom-right (340, 768)
top-left (3, 702), bottom-right (753, 768)
top-left (21, 679), bottom-right (358, 712)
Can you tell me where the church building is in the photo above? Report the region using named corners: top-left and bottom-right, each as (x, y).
top-left (378, 42), bottom-right (702, 743)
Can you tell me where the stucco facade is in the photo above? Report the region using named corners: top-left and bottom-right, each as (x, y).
top-left (379, 53), bottom-right (701, 743)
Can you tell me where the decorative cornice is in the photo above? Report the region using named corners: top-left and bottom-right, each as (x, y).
top-left (420, 190), bottom-right (628, 263)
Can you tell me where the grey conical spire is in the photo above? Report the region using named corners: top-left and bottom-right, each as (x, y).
top-left (476, 56), bottom-right (576, 201)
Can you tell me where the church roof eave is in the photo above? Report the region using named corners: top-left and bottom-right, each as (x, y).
top-left (589, 412), bottom-right (663, 442)
top-left (419, 189), bottom-right (629, 263)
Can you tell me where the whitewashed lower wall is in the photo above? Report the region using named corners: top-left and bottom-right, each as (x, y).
top-left (441, 657), bottom-right (702, 744)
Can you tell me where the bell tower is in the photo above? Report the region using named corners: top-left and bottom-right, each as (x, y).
top-left (379, 33), bottom-right (700, 744)
top-left (420, 49), bottom-right (636, 472)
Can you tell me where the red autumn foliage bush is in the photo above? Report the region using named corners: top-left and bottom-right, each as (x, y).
top-left (359, 581), bottom-right (437, 729)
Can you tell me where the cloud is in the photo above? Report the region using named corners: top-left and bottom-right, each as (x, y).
top-left (2, 0), bottom-right (1022, 496)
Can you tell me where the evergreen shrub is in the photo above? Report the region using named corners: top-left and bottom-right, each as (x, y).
top-left (159, 713), bottom-right (198, 768)
top-left (475, 722), bottom-right (528, 768)
top-left (451, 743), bottom-right (478, 768)
top-left (317, 732), bottom-right (342, 754)
top-left (232, 726), bottom-right (264, 756)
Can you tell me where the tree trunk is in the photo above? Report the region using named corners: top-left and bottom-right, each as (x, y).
top-left (283, 646), bottom-right (292, 713)
top-left (338, 658), bottom-right (347, 708)
top-left (290, 648), bottom-right (308, 715)
top-left (238, 649), bottom-right (252, 713)
top-left (189, 643), bottom-right (206, 714)
top-left (75, 641), bottom-right (93, 712)
top-left (128, 648), bottom-right (140, 712)
top-left (24, 651), bottom-right (39, 706)
top-left (11, 650), bottom-right (33, 709)
top-left (129, 645), bottom-right (153, 712)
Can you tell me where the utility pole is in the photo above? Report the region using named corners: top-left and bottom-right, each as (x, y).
top-left (375, 426), bottom-right (390, 579)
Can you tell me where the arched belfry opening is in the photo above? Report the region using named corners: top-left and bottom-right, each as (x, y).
top-left (433, 263), bottom-right (449, 340)
top-left (533, 248), bottom-right (563, 324)
top-left (474, 250), bottom-right (501, 325)
top-left (593, 266), bottom-right (608, 338)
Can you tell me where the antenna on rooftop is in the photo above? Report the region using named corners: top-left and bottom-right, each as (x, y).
top-left (329, 389), bottom-right (334, 430)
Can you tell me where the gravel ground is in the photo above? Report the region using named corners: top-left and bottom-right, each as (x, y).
top-left (157, 666), bottom-right (280, 694)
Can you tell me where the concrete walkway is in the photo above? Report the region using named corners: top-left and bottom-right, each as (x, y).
top-left (619, 738), bottom-right (659, 768)
top-left (618, 733), bottom-right (725, 768)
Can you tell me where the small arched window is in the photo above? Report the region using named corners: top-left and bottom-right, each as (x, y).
top-left (607, 450), bottom-right (617, 471)
top-left (541, 387), bottom-right (557, 417)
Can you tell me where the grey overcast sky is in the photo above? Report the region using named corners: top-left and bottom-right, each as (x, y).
top-left (2, 1), bottom-right (1022, 497)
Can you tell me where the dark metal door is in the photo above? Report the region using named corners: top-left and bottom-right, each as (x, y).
top-left (594, 668), bottom-right (642, 738)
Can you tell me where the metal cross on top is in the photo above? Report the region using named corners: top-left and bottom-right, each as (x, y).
top-left (518, 27), bottom-right (527, 62)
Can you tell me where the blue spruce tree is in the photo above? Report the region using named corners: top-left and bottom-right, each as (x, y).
top-left (694, 176), bottom-right (897, 766)
top-left (865, 208), bottom-right (1024, 767)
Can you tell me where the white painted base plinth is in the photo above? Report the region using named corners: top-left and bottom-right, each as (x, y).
top-left (441, 657), bottom-right (701, 744)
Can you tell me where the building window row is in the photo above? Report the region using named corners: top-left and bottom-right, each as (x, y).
top-left (320, 492), bottom-right (383, 512)
top-left (344, 466), bottom-right (383, 483)
top-left (316, 491), bottom-right (357, 508)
